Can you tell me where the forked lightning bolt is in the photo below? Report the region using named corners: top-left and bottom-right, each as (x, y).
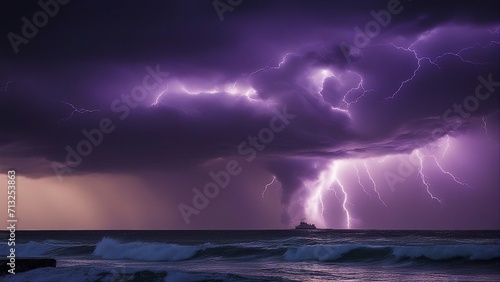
top-left (59, 101), bottom-right (99, 122)
top-left (363, 162), bottom-right (387, 207)
top-left (306, 160), bottom-right (352, 228)
top-left (341, 71), bottom-right (375, 107)
top-left (354, 163), bottom-right (371, 197)
top-left (429, 155), bottom-right (472, 189)
top-left (415, 150), bottom-right (444, 206)
top-left (431, 41), bottom-right (500, 67)
top-left (376, 30), bottom-right (499, 100)
top-left (378, 42), bottom-right (436, 100)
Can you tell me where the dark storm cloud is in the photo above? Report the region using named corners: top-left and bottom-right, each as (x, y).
top-left (0, 1), bottom-right (499, 224)
top-left (1, 1), bottom-right (498, 64)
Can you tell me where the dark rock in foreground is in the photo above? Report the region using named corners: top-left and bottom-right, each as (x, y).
top-left (1, 258), bottom-right (56, 274)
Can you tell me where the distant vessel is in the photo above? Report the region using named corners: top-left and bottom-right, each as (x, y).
top-left (295, 221), bottom-right (316, 229)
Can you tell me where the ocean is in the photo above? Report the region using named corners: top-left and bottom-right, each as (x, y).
top-left (1, 230), bottom-right (499, 281)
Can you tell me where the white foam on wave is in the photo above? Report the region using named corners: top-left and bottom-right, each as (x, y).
top-left (0, 265), bottom-right (231, 282)
top-left (93, 237), bottom-right (208, 261)
top-left (393, 244), bottom-right (500, 260)
top-left (0, 241), bottom-right (59, 257)
top-left (284, 244), bottom-right (500, 262)
top-left (0, 266), bottom-right (125, 282)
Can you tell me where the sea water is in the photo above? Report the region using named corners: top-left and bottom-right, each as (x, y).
top-left (0, 230), bottom-right (499, 281)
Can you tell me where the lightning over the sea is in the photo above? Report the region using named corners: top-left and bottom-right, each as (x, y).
top-left (306, 160), bottom-right (353, 229)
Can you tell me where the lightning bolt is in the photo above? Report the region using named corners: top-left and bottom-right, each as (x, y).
top-left (327, 182), bottom-right (343, 205)
top-left (246, 52), bottom-right (294, 77)
top-left (376, 29), bottom-right (499, 100)
top-left (379, 42), bottom-right (436, 100)
top-left (152, 84), bottom-right (169, 106)
top-left (431, 41), bottom-right (500, 67)
top-left (305, 160), bottom-right (353, 228)
top-left (306, 176), bottom-right (327, 222)
top-left (341, 71), bottom-right (375, 107)
top-left (316, 68), bottom-right (373, 114)
top-left (333, 162), bottom-right (352, 229)
top-left (363, 162), bottom-right (387, 207)
top-left (426, 136), bottom-right (472, 188)
top-left (415, 150), bottom-right (444, 206)
top-left (354, 163), bottom-right (371, 197)
top-left (481, 116), bottom-right (488, 135)
top-left (428, 155), bottom-right (472, 189)
top-left (261, 176), bottom-right (278, 199)
top-left (58, 100), bottom-right (99, 122)
top-left (316, 69), bottom-right (352, 117)
top-left (306, 134), bottom-right (479, 227)
top-left (306, 163), bottom-right (335, 219)
top-left (441, 135), bottom-right (451, 159)
top-left (246, 48), bottom-right (370, 116)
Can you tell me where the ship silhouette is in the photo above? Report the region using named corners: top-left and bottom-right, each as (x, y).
top-left (295, 220), bottom-right (316, 229)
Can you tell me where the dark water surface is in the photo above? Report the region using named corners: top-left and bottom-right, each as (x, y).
top-left (1, 230), bottom-right (499, 281)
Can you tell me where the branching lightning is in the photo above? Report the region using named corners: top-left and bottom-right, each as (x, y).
top-left (422, 136), bottom-right (472, 188)
top-left (316, 69), bottom-right (352, 117)
top-left (375, 30), bottom-right (499, 100)
top-left (354, 163), bottom-right (371, 197)
top-left (306, 161), bottom-right (352, 229)
top-left (327, 182), bottom-right (343, 205)
top-left (379, 41), bottom-right (436, 100)
top-left (134, 31), bottom-right (495, 229)
top-left (363, 162), bottom-right (387, 207)
top-left (428, 155), bottom-right (472, 189)
top-left (431, 41), bottom-right (500, 67)
top-left (59, 100), bottom-right (99, 122)
top-left (341, 71), bottom-right (375, 107)
top-left (245, 48), bottom-right (374, 117)
top-left (415, 150), bottom-right (444, 206)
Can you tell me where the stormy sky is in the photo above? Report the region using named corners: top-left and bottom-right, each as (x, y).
top-left (0, 0), bottom-right (499, 230)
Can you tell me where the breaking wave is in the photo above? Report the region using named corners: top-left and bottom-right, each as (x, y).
top-left (284, 244), bottom-right (500, 262)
